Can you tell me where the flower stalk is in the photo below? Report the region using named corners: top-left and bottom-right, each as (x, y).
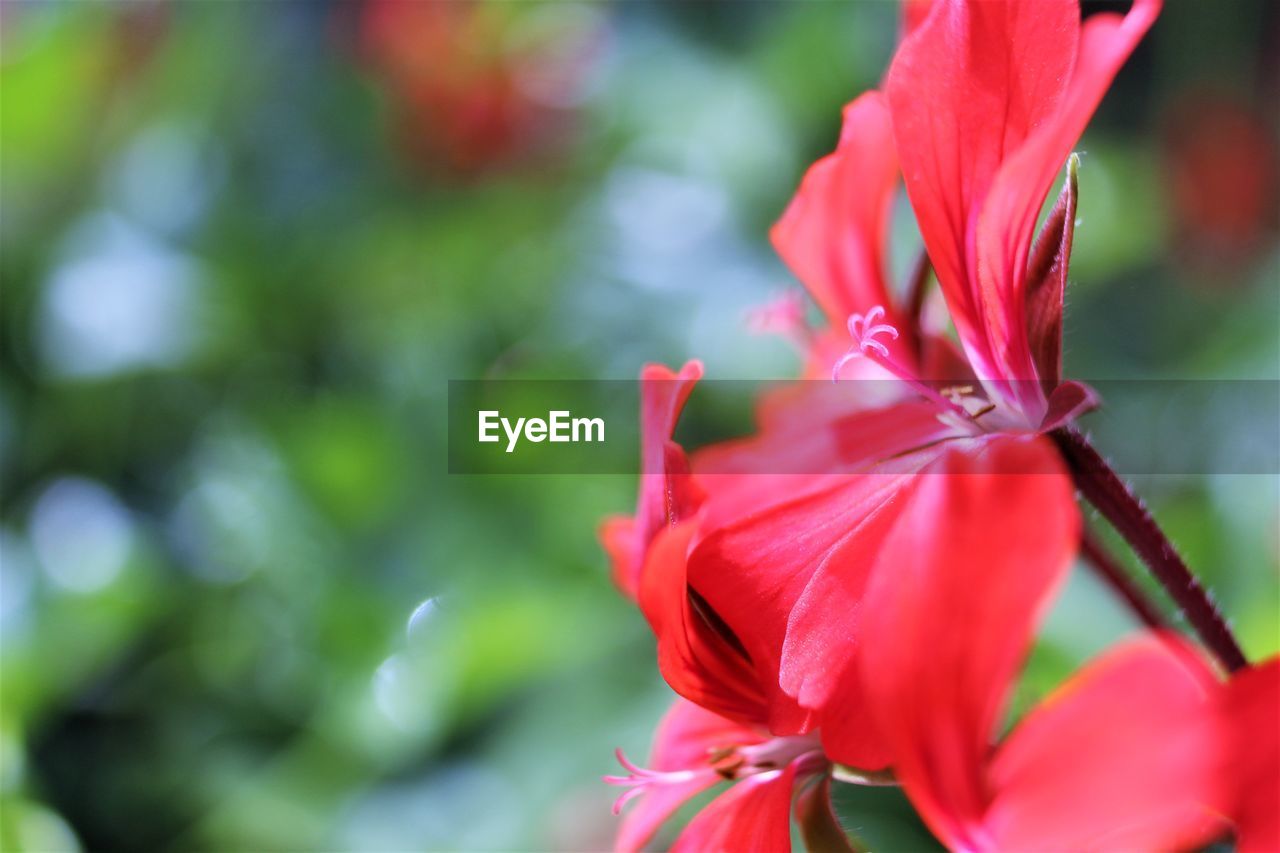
top-left (1052, 426), bottom-right (1247, 672)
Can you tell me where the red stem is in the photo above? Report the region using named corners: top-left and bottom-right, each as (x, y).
top-left (1051, 426), bottom-right (1247, 672)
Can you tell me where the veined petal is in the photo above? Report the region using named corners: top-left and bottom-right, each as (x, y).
top-left (886, 0), bottom-right (1078, 387)
top-left (687, 468), bottom-right (924, 734)
top-left (853, 435), bottom-right (1079, 850)
top-left (987, 633), bottom-right (1226, 851)
top-left (780, 479), bottom-right (919, 771)
top-left (771, 93), bottom-right (904, 341)
top-left (754, 434), bottom-right (954, 770)
top-left (687, 401), bottom-right (961, 742)
top-left (670, 758), bottom-right (806, 853)
top-left (615, 699), bottom-right (764, 853)
top-left (978, 0), bottom-right (1161, 390)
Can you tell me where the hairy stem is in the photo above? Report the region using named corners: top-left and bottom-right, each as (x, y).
top-left (1051, 426), bottom-right (1247, 672)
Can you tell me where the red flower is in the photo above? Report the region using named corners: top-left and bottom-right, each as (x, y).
top-left (686, 0), bottom-right (1169, 756)
top-left (1163, 93), bottom-right (1279, 269)
top-left (607, 389), bottom-right (1278, 850)
top-left (600, 1), bottom-right (1278, 849)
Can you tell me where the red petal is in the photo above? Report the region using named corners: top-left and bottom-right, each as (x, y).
top-left (887, 0), bottom-right (1159, 401)
top-left (599, 515), bottom-right (639, 600)
top-left (1221, 658), bottom-right (1280, 853)
top-left (639, 523), bottom-right (770, 724)
top-left (688, 469), bottom-right (924, 734)
top-left (626, 360), bottom-right (703, 594)
top-left (692, 396), bottom-right (958, 478)
top-left (852, 435), bottom-right (1079, 849)
top-left (902, 0), bottom-right (934, 36)
top-left (687, 400), bottom-right (959, 740)
top-left (1037, 379), bottom-right (1099, 433)
top-left (987, 633), bottom-right (1226, 851)
top-left (778, 475), bottom-right (922, 771)
top-left (616, 699), bottom-right (765, 853)
top-left (670, 761), bottom-right (802, 853)
top-left (771, 93), bottom-right (904, 337)
top-left (887, 0), bottom-right (1079, 385)
top-left (978, 0), bottom-right (1160, 384)
top-left (616, 778), bottom-right (713, 853)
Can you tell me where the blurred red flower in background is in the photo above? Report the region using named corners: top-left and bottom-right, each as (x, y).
top-left (358, 0), bottom-right (603, 177)
top-left (1163, 92), bottom-right (1279, 271)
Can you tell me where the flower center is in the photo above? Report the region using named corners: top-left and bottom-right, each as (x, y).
top-left (736, 732), bottom-right (825, 773)
top-left (833, 306), bottom-right (978, 426)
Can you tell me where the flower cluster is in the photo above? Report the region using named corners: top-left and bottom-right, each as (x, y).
top-left (599, 1), bottom-right (1278, 851)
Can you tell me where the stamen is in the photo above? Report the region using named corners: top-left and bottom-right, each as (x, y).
top-left (832, 305), bottom-right (901, 381)
top-left (833, 306), bottom-right (973, 422)
top-left (603, 748), bottom-right (712, 815)
top-left (604, 736), bottom-right (830, 817)
top-left (610, 785), bottom-right (647, 814)
top-left (941, 385), bottom-right (996, 419)
top-left (612, 747), bottom-right (651, 778)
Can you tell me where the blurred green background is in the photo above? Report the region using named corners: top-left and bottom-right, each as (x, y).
top-left (1, 1), bottom-right (1277, 850)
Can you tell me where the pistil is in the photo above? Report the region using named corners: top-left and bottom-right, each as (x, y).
top-left (605, 733), bottom-right (827, 815)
